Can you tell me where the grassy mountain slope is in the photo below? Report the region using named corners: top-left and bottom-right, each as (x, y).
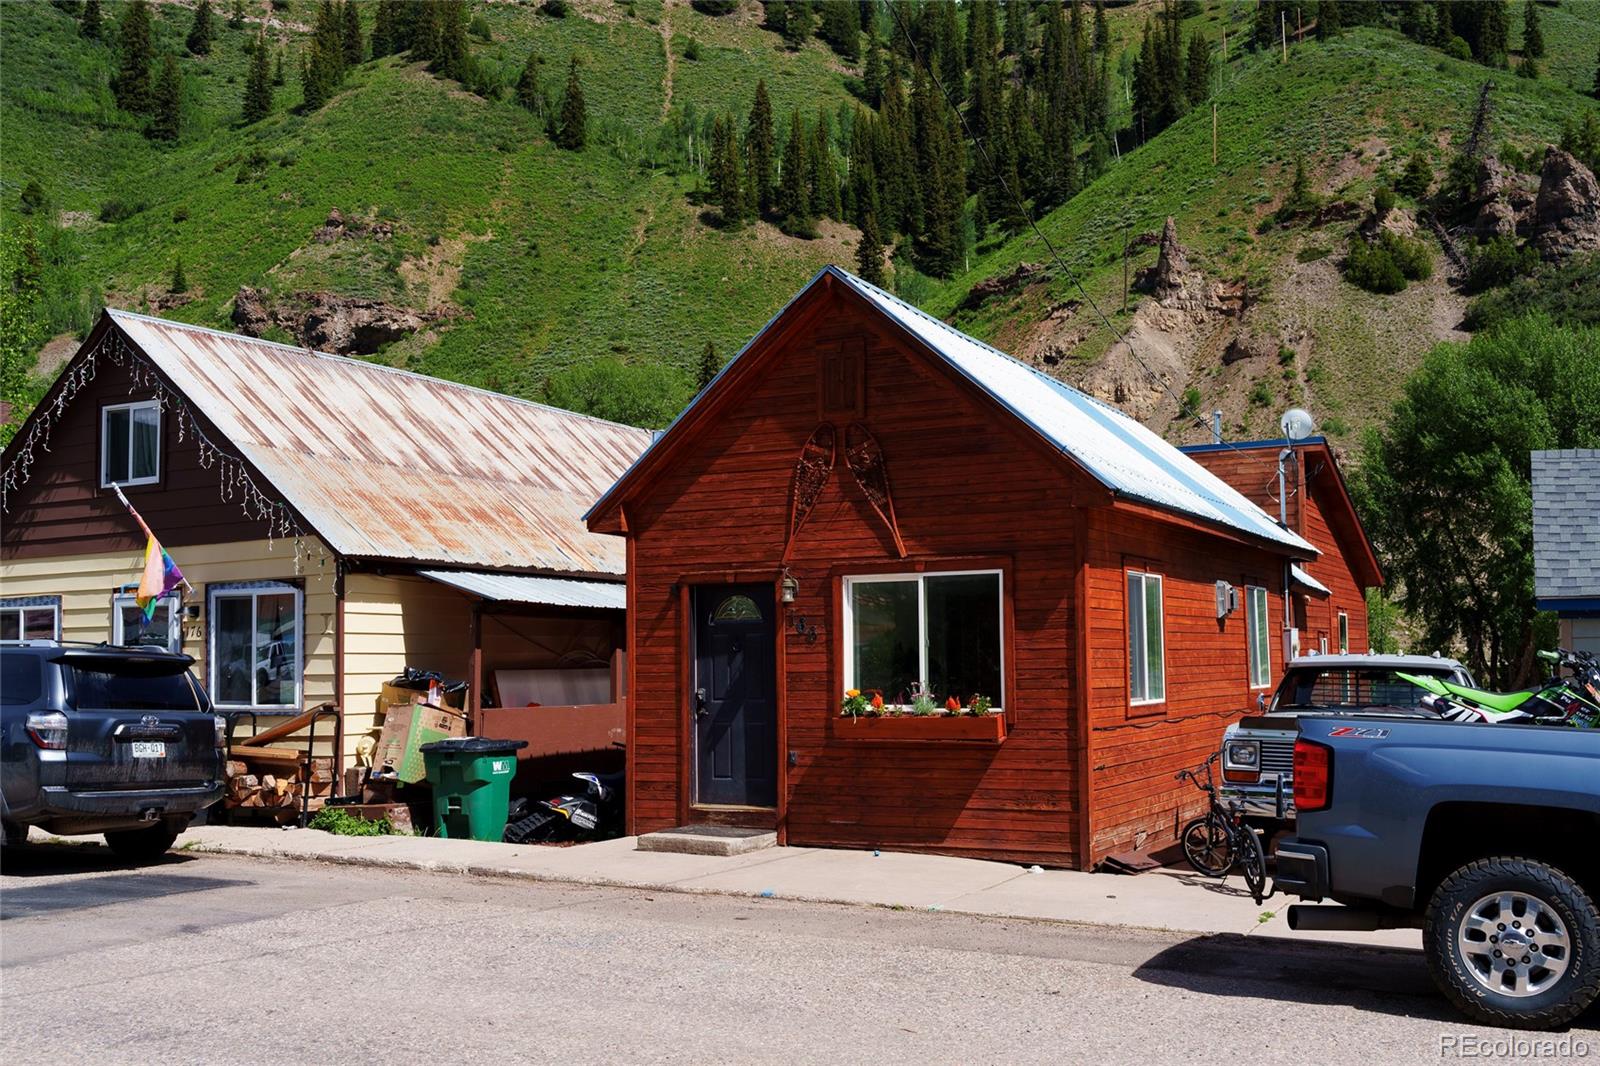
top-left (4, 0), bottom-right (1598, 444)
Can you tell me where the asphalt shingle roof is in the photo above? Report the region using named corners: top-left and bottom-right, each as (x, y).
top-left (1532, 449), bottom-right (1600, 602)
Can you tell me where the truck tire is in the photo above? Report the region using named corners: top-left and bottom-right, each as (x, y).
top-left (104, 824), bottom-right (179, 862)
top-left (1424, 856), bottom-right (1600, 1030)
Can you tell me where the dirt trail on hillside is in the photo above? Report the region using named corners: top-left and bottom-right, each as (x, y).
top-left (659, 0), bottom-right (677, 118)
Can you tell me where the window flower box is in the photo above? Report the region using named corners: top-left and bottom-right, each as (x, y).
top-left (834, 711), bottom-right (1007, 744)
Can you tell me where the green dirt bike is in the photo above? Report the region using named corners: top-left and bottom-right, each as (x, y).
top-left (1398, 649), bottom-right (1600, 728)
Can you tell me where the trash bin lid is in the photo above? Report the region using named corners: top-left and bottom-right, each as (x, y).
top-left (419, 736), bottom-right (530, 755)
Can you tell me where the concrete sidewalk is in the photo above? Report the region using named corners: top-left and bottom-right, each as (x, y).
top-left (138, 825), bottom-right (1420, 950)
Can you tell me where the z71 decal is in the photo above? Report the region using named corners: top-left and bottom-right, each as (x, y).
top-left (1327, 726), bottom-right (1390, 738)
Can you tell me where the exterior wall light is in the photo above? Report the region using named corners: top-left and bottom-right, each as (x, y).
top-left (780, 571), bottom-right (799, 604)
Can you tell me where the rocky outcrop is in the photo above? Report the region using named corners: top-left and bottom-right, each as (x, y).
top-left (1531, 147), bottom-right (1600, 260)
top-left (232, 287), bottom-right (431, 355)
top-left (313, 207), bottom-right (395, 244)
top-left (959, 261), bottom-right (1046, 311)
top-left (1137, 217), bottom-right (1246, 316)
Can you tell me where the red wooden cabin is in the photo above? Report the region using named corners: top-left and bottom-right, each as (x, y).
top-left (1181, 437), bottom-right (1383, 659)
top-left (587, 267), bottom-right (1319, 868)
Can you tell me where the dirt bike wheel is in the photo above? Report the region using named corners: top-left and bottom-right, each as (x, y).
top-left (503, 810), bottom-right (562, 845)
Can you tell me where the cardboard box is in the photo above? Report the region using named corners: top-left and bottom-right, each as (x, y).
top-left (369, 702), bottom-right (467, 784)
top-left (379, 681), bottom-right (464, 720)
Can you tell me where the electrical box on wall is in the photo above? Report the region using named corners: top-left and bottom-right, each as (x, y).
top-left (1214, 580), bottom-right (1238, 619)
top-left (1284, 627), bottom-right (1301, 662)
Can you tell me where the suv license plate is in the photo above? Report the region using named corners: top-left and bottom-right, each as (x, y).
top-left (131, 742), bottom-right (166, 759)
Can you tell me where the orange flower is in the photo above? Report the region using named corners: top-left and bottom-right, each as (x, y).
top-left (945, 696), bottom-right (961, 712)
top-left (870, 693), bottom-right (884, 709)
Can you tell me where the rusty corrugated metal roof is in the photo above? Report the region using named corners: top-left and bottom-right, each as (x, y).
top-left (109, 310), bottom-right (652, 575)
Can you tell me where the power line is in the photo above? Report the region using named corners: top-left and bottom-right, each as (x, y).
top-left (881, 2), bottom-right (1288, 481)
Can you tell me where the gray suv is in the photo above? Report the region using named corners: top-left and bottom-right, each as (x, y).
top-left (1219, 653), bottom-right (1474, 827)
top-left (1, 642), bottom-right (225, 859)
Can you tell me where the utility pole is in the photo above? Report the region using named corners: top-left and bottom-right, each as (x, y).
top-left (1122, 222), bottom-right (1130, 314)
top-left (1281, 12), bottom-right (1288, 61)
top-left (1212, 101), bottom-right (1218, 165)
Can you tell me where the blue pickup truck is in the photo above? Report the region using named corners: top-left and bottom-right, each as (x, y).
top-left (1277, 716), bottom-right (1600, 1030)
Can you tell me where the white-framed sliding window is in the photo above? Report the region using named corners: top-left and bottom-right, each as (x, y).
top-left (841, 570), bottom-right (1004, 709)
top-left (101, 400), bottom-right (161, 487)
top-left (1246, 585), bottom-right (1272, 688)
top-left (112, 591), bottom-right (183, 654)
top-left (1127, 570), bottom-right (1166, 704)
top-left (0, 597), bottom-right (60, 642)
top-left (1338, 611), bottom-right (1349, 654)
top-left (208, 581), bottom-right (302, 710)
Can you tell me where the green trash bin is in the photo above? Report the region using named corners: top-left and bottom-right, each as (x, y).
top-left (419, 737), bottom-right (528, 841)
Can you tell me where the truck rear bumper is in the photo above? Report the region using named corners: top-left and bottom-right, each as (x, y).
top-left (1219, 779), bottom-right (1294, 822)
top-left (1274, 840), bottom-right (1330, 901)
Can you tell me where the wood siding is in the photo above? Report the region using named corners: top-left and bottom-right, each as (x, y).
top-left (341, 573), bottom-right (475, 762)
top-left (0, 538), bottom-right (338, 750)
top-left (1080, 509), bottom-right (1286, 862)
top-left (2, 333), bottom-right (277, 560)
top-left (623, 291), bottom-right (1088, 866)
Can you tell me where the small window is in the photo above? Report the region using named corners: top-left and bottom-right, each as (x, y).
top-left (1127, 571), bottom-right (1165, 704)
top-left (843, 571), bottom-right (1003, 708)
top-left (0, 654), bottom-right (43, 706)
top-left (0, 598), bottom-right (60, 643)
top-left (1246, 585), bottom-right (1272, 688)
top-left (102, 400), bottom-right (161, 487)
top-left (112, 592), bottom-right (183, 654)
top-left (1338, 611), bottom-right (1349, 654)
top-left (711, 595), bottom-right (763, 623)
top-left (209, 582), bottom-right (301, 709)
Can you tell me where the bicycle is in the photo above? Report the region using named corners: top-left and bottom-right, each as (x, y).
top-left (1175, 752), bottom-right (1269, 904)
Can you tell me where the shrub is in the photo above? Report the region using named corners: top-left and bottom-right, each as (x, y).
top-left (1465, 237), bottom-right (1539, 293)
top-left (171, 204), bottom-right (189, 223)
top-left (308, 807), bottom-right (397, 836)
top-left (1444, 36), bottom-right (1471, 61)
top-left (469, 14), bottom-right (492, 41)
top-left (541, 357), bottom-right (692, 428)
top-left (1181, 386), bottom-right (1202, 414)
top-left (1386, 232), bottom-right (1433, 282)
top-left (1464, 255), bottom-right (1600, 331)
top-left (683, 36), bottom-right (702, 61)
top-left (540, 0), bottom-right (568, 16)
top-left (691, 0), bottom-right (738, 12)
top-left (97, 198), bottom-right (145, 223)
top-left (1278, 345), bottom-right (1296, 366)
top-left (1395, 149), bottom-right (1432, 199)
top-left (1373, 184), bottom-right (1395, 217)
top-left (1249, 380), bottom-right (1273, 407)
top-left (1345, 237), bottom-right (1407, 294)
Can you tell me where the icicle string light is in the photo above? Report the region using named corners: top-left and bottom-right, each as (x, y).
top-left (2, 330), bottom-right (320, 574)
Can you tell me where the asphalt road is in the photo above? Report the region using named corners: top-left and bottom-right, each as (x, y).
top-left (2, 843), bottom-right (1594, 1065)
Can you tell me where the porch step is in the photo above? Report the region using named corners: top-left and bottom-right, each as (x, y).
top-left (636, 825), bottom-right (777, 857)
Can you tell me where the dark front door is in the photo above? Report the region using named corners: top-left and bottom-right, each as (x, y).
top-left (693, 584), bottom-right (777, 808)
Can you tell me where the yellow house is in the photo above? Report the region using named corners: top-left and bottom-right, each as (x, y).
top-left (1, 310), bottom-right (652, 770)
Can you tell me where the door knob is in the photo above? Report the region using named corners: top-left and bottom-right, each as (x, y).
top-left (694, 688), bottom-right (708, 718)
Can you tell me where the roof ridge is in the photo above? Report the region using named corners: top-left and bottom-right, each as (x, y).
top-left (106, 308), bottom-right (650, 436)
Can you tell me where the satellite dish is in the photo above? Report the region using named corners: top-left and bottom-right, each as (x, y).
top-left (1280, 407), bottom-right (1315, 441)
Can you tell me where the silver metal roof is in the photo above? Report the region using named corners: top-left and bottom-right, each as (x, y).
top-left (1289, 563), bottom-right (1331, 597)
top-left (418, 570), bottom-right (626, 609)
top-left (109, 310), bottom-right (653, 575)
top-left (589, 267), bottom-right (1315, 556)
top-left (1287, 652), bottom-right (1469, 671)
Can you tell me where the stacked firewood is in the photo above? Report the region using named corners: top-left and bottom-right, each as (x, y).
top-left (224, 756), bottom-right (335, 810)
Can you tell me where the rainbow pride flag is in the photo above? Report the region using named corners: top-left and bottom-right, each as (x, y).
top-left (135, 534), bottom-right (186, 621)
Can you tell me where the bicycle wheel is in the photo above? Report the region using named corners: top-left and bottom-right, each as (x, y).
top-left (1238, 824), bottom-right (1269, 905)
top-left (1181, 814), bottom-right (1234, 877)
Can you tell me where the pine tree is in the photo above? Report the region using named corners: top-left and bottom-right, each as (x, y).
top-left (855, 211), bottom-right (886, 286)
top-left (169, 256), bottom-right (188, 294)
top-left (1396, 148), bottom-right (1433, 199)
top-left (910, 68), bottom-right (961, 276)
top-left (1004, 0), bottom-right (1027, 57)
top-left (302, 1), bottom-right (346, 111)
top-left (782, 3), bottom-right (814, 51)
top-left (229, 0), bottom-right (245, 30)
top-left (515, 50), bottom-right (541, 114)
top-left (1594, 44), bottom-right (1600, 100)
top-left (710, 113), bottom-right (745, 226)
top-left (341, 0), bottom-right (365, 66)
top-left (863, 39), bottom-right (885, 107)
top-left (148, 53), bottom-right (182, 142)
top-left (746, 80), bottom-right (776, 215)
top-left (1253, 0), bottom-right (1284, 51)
top-left (186, 0), bottom-right (214, 55)
top-left (932, 0), bottom-right (964, 104)
top-left (1522, 0), bottom-right (1544, 60)
top-left (1185, 30), bottom-right (1211, 105)
top-left (434, 0), bottom-right (469, 81)
top-left (113, 0), bottom-right (154, 114)
top-left (696, 341), bottom-right (720, 390)
top-left (1093, 1), bottom-right (1109, 52)
top-left (273, 49), bottom-right (285, 86)
top-left (555, 57), bottom-right (586, 150)
top-left (820, 0), bottom-right (860, 62)
top-left (371, 0), bottom-right (396, 56)
top-left (776, 111), bottom-right (814, 236)
top-left (1317, 0), bottom-right (1342, 40)
top-left (79, 0), bottom-right (103, 41)
top-left (411, 0), bottom-right (443, 64)
top-left (243, 31), bottom-right (274, 123)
